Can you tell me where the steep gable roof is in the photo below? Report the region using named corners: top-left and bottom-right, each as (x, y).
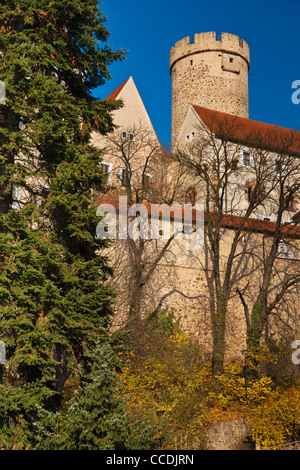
top-left (103, 76), bottom-right (158, 139)
top-left (104, 77), bottom-right (130, 101)
top-left (191, 105), bottom-right (300, 156)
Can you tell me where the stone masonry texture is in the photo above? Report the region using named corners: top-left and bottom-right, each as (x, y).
top-left (170, 32), bottom-right (250, 147)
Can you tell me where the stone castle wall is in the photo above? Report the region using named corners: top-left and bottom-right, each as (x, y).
top-left (107, 221), bottom-right (300, 364)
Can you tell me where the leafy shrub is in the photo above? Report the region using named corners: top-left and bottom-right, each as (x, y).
top-left (119, 312), bottom-right (209, 448)
top-left (251, 386), bottom-right (300, 449)
top-left (211, 362), bottom-right (273, 409)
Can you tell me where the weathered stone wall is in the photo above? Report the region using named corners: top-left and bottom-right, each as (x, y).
top-left (170, 32), bottom-right (250, 147)
top-left (205, 417), bottom-right (252, 450)
top-left (107, 221), bottom-right (300, 364)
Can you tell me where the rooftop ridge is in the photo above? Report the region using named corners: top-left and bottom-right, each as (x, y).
top-left (191, 104), bottom-right (300, 155)
top-left (104, 77), bottom-right (131, 101)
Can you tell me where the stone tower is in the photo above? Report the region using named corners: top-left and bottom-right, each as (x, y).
top-left (170, 32), bottom-right (250, 147)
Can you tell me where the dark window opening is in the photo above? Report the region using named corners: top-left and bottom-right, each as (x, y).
top-left (285, 190), bottom-right (298, 212)
top-left (245, 180), bottom-right (265, 204)
top-left (101, 163), bottom-right (110, 174)
top-left (243, 151), bottom-right (251, 167)
top-left (122, 131), bottom-right (135, 141)
top-left (120, 168), bottom-right (131, 187)
top-left (185, 187), bottom-right (197, 206)
top-left (142, 173), bottom-right (151, 189)
top-left (246, 185), bottom-right (252, 203)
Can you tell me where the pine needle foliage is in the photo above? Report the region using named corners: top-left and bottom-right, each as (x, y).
top-left (37, 342), bottom-right (161, 450)
top-left (0, 0), bottom-right (125, 448)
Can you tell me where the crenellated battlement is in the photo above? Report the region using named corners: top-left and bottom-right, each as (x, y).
top-left (170, 32), bottom-right (250, 71)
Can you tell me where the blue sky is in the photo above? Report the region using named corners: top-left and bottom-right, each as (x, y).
top-left (96, 0), bottom-right (300, 145)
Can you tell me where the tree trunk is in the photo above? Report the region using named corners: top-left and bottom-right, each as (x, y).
top-left (52, 343), bottom-right (71, 393)
top-left (248, 301), bottom-right (269, 357)
top-left (212, 292), bottom-right (227, 374)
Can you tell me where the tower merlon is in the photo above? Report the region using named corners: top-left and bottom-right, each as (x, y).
top-left (170, 31), bottom-right (250, 72)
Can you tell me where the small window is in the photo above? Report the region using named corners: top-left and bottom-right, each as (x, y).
top-left (185, 130), bottom-right (196, 143)
top-left (101, 161), bottom-right (112, 184)
top-left (246, 184), bottom-right (253, 203)
top-left (185, 187), bottom-right (197, 206)
top-left (283, 187), bottom-right (298, 212)
top-left (245, 180), bottom-right (265, 204)
top-left (274, 159), bottom-right (283, 173)
top-left (142, 172), bottom-right (152, 189)
top-left (229, 57), bottom-right (233, 63)
top-left (120, 167), bottom-right (132, 187)
top-left (240, 148), bottom-right (254, 168)
top-left (287, 193), bottom-right (297, 212)
top-left (273, 156), bottom-right (287, 175)
top-left (122, 131), bottom-right (135, 141)
top-left (243, 151), bottom-right (251, 167)
top-left (243, 152), bottom-right (251, 166)
top-left (101, 163), bottom-right (110, 174)
top-left (278, 241), bottom-right (294, 259)
top-left (190, 60), bottom-right (193, 66)
top-left (242, 236), bottom-right (248, 246)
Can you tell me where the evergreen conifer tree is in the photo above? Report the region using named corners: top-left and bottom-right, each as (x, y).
top-left (0, 0), bottom-right (125, 448)
top-left (37, 342), bottom-right (160, 450)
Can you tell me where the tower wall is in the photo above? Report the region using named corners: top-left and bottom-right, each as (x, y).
top-left (170, 32), bottom-right (250, 147)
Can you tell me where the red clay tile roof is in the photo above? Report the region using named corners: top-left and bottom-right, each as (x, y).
top-left (96, 194), bottom-right (300, 238)
top-left (206, 212), bottom-right (300, 238)
top-left (192, 105), bottom-right (300, 156)
top-left (104, 77), bottom-right (130, 101)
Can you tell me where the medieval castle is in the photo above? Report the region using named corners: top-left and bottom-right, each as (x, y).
top-left (93, 32), bottom-right (300, 363)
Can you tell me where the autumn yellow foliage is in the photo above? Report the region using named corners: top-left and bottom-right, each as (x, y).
top-left (251, 386), bottom-right (300, 449)
top-left (211, 362), bottom-right (273, 409)
top-left (119, 328), bottom-right (209, 448)
top-left (117, 313), bottom-right (292, 450)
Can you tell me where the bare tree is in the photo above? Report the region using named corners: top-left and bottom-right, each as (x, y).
top-left (98, 123), bottom-right (190, 324)
top-left (243, 149), bottom-right (300, 362)
top-left (176, 111), bottom-right (300, 373)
